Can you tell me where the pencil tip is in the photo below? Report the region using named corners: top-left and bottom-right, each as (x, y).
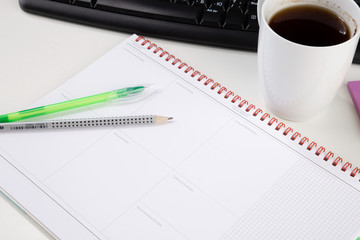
top-left (155, 115), bottom-right (173, 124)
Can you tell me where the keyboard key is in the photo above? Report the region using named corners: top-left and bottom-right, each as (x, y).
top-left (200, 7), bottom-right (224, 27)
top-left (223, 9), bottom-right (245, 30)
top-left (209, 0), bottom-right (228, 11)
top-left (95, 0), bottom-right (201, 24)
top-left (192, 0), bottom-right (209, 8)
top-left (52, 0), bottom-right (71, 3)
top-left (227, 0), bottom-right (248, 13)
top-left (246, 13), bottom-right (258, 31)
top-left (246, 0), bottom-right (257, 13)
top-left (174, 0), bottom-right (192, 5)
top-left (73, 0), bottom-right (92, 7)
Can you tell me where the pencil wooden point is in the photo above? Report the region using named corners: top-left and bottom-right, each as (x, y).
top-left (155, 115), bottom-right (173, 124)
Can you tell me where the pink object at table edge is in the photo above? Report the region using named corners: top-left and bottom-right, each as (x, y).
top-left (347, 81), bottom-right (360, 119)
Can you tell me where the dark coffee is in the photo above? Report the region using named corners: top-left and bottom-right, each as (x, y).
top-left (269, 5), bottom-right (351, 46)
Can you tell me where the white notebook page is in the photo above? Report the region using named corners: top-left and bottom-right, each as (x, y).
top-left (1, 35), bottom-right (360, 240)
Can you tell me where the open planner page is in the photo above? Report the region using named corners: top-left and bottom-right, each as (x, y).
top-left (1, 35), bottom-right (360, 240)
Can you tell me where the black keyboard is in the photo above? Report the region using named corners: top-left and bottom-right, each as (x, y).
top-left (19, 0), bottom-right (360, 63)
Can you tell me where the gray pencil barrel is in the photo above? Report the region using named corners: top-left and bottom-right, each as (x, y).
top-left (0, 115), bottom-right (158, 132)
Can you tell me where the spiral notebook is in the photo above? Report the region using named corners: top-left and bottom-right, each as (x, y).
top-left (1, 34), bottom-right (360, 240)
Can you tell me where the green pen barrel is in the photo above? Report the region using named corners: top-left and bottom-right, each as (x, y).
top-left (0, 86), bottom-right (145, 123)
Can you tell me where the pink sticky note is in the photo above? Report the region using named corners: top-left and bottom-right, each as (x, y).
top-left (347, 81), bottom-right (360, 119)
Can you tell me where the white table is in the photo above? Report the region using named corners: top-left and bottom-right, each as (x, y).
top-left (1, 0), bottom-right (360, 239)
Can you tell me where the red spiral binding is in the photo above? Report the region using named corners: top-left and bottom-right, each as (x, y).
top-left (191, 71), bottom-right (201, 77)
top-left (141, 40), bottom-right (150, 46)
top-left (224, 91), bottom-right (234, 99)
top-left (204, 78), bottom-right (214, 86)
top-left (342, 162), bottom-right (352, 171)
top-left (239, 100), bottom-right (248, 108)
top-left (147, 43), bottom-right (157, 50)
top-left (299, 137), bottom-right (309, 146)
top-left (136, 36), bottom-right (145, 42)
top-left (291, 132), bottom-right (301, 141)
top-left (268, 117), bottom-right (278, 126)
top-left (231, 95), bottom-right (241, 103)
top-left (350, 167), bottom-right (360, 177)
top-left (218, 87), bottom-right (227, 95)
top-left (283, 127), bottom-right (293, 136)
top-left (159, 51), bottom-right (169, 58)
top-left (332, 157), bottom-right (343, 166)
top-left (275, 122), bottom-right (285, 131)
top-left (315, 146), bottom-right (325, 156)
top-left (135, 36), bottom-right (359, 182)
top-left (245, 104), bottom-right (256, 112)
top-left (197, 74), bottom-right (207, 81)
top-left (211, 82), bottom-right (221, 90)
top-left (307, 142), bottom-right (317, 151)
top-left (260, 113), bottom-right (270, 121)
top-left (324, 151), bottom-right (334, 161)
top-left (153, 47), bottom-right (163, 54)
top-left (166, 55), bottom-right (175, 61)
top-left (172, 58), bottom-right (181, 65)
top-left (178, 62), bottom-right (188, 69)
top-left (185, 66), bottom-right (194, 73)
top-left (253, 108), bottom-right (263, 117)
top-left (198, 74), bottom-right (207, 82)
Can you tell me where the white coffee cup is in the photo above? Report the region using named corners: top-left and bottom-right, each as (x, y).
top-left (257, 0), bottom-right (360, 121)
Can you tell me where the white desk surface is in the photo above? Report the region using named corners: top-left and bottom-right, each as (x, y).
top-left (1, 0), bottom-right (360, 239)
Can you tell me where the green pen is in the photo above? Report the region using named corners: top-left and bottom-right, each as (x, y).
top-left (0, 86), bottom-right (146, 123)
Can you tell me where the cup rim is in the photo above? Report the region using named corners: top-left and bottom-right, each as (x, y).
top-left (260, 0), bottom-right (360, 49)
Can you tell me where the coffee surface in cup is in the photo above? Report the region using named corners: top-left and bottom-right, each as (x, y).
top-left (269, 5), bottom-right (351, 46)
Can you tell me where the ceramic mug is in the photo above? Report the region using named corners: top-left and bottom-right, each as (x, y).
top-left (257, 0), bottom-right (360, 121)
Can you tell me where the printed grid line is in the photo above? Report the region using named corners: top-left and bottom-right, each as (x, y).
top-left (221, 160), bottom-right (360, 240)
